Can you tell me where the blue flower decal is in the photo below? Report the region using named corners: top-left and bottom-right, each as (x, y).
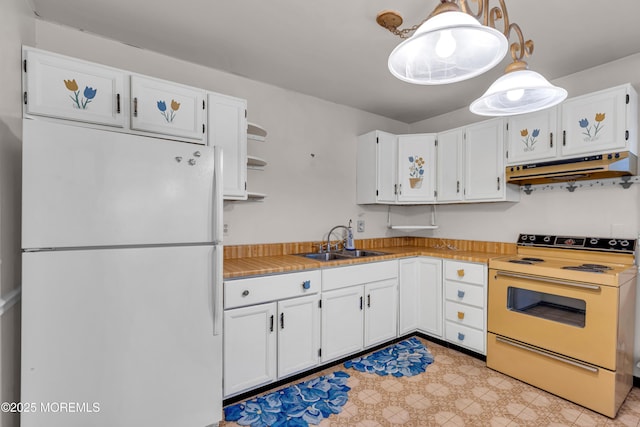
top-left (224, 371), bottom-right (350, 427)
top-left (83, 86), bottom-right (97, 100)
top-left (344, 337), bottom-right (434, 377)
top-left (579, 118), bottom-right (589, 128)
top-left (531, 128), bottom-right (540, 138)
top-left (157, 100), bottom-right (167, 112)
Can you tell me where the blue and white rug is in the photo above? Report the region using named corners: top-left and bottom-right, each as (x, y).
top-left (224, 371), bottom-right (350, 427)
top-left (344, 337), bottom-right (434, 377)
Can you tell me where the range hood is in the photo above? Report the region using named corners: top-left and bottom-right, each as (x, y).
top-left (506, 152), bottom-right (638, 185)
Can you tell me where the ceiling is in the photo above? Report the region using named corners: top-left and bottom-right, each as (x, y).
top-left (29, 0), bottom-right (640, 123)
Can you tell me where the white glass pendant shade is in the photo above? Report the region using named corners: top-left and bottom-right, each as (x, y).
top-left (388, 11), bottom-right (508, 85)
top-left (470, 69), bottom-right (568, 116)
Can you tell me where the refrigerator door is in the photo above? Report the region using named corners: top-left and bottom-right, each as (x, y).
top-left (22, 119), bottom-right (216, 249)
top-left (21, 245), bottom-right (222, 427)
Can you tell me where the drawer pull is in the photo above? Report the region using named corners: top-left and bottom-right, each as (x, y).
top-left (457, 311), bottom-right (465, 320)
top-left (496, 336), bottom-right (598, 373)
top-left (457, 269), bottom-right (465, 277)
top-left (241, 290), bottom-right (250, 297)
top-left (302, 280), bottom-right (311, 290)
top-left (457, 290), bottom-right (465, 298)
top-left (457, 332), bottom-right (465, 341)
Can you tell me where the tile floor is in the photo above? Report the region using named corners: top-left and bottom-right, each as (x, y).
top-left (220, 337), bottom-right (640, 426)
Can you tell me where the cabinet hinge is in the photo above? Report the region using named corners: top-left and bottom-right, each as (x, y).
top-left (23, 91), bottom-right (27, 105)
top-left (376, 137), bottom-right (379, 144)
top-left (626, 94), bottom-right (630, 104)
top-left (626, 130), bottom-right (629, 140)
top-left (506, 150), bottom-right (508, 159)
top-left (506, 122), bottom-right (509, 131)
top-left (23, 59), bottom-right (27, 73)
top-left (434, 190), bottom-right (437, 197)
top-left (376, 190), bottom-right (379, 196)
top-left (202, 100), bottom-right (206, 110)
top-left (245, 181), bottom-right (247, 190)
top-left (202, 124), bottom-right (206, 134)
top-left (318, 300), bottom-right (322, 309)
top-left (435, 139), bottom-right (438, 147)
top-left (318, 348), bottom-right (322, 357)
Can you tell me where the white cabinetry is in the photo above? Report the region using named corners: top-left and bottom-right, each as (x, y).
top-left (246, 123), bottom-right (268, 200)
top-left (23, 47), bottom-right (125, 128)
top-left (223, 270), bottom-right (321, 397)
top-left (130, 75), bottom-right (206, 142)
top-left (321, 261), bottom-right (398, 362)
top-left (399, 257), bottom-right (442, 337)
top-left (443, 260), bottom-right (487, 354)
top-left (506, 108), bottom-right (559, 165)
top-left (357, 131), bottom-right (436, 204)
top-left (560, 84), bottom-right (637, 157)
top-left (207, 93), bottom-right (248, 199)
top-left (436, 119), bottom-right (519, 203)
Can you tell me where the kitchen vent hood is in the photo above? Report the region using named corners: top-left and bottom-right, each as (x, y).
top-left (506, 152), bottom-right (638, 185)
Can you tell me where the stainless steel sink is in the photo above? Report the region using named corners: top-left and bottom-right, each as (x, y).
top-left (296, 250), bottom-right (387, 261)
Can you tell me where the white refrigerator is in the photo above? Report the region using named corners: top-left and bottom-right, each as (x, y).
top-left (21, 119), bottom-right (224, 427)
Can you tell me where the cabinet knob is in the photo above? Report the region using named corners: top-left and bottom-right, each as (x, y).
top-left (457, 269), bottom-right (465, 277)
top-left (457, 311), bottom-right (465, 320)
top-left (457, 290), bottom-right (465, 299)
top-left (241, 290), bottom-right (249, 297)
top-left (302, 280), bottom-right (311, 290)
top-left (457, 332), bottom-right (465, 341)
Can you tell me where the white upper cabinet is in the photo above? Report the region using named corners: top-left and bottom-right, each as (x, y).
top-left (130, 75), bottom-right (206, 142)
top-left (357, 130), bottom-right (436, 204)
top-left (560, 84), bottom-right (637, 157)
top-left (23, 48), bottom-right (125, 128)
top-left (465, 119), bottom-right (517, 201)
top-left (436, 128), bottom-right (464, 203)
top-left (207, 93), bottom-right (248, 200)
top-left (506, 108), bottom-right (559, 165)
top-left (397, 134), bottom-right (437, 203)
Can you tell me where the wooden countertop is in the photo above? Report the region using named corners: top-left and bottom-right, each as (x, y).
top-left (224, 245), bottom-right (505, 279)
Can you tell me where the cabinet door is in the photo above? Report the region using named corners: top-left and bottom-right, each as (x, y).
top-left (208, 93), bottom-right (247, 200)
top-left (397, 134), bottom-right (436, 203)
top-left (464, 119), bottom-right (506, 201)
top-left (560, 85), bottom-right (630, 157)
top-left (130, 75), bottom-right (206, 142)
top-left (223, 303), bottom-right (277, 397)
top-left (376, 131), bottom-right (398, 203)
top-left (321, 287), bottom-right (364, 363)
top-left (23, 48), bottom-right (125, 127)
top-left (417, 258), bottom-right (443, 337)
top-left (436, 128), bottom-right (464, 202)
top-left (398, 258), bottom-right (420, 335)
top-left (277, 294), bottom-right (320, 379)
top-left (364, 279), bottom-right (398, 348)
top-left (506, 108), bottom-right (558, 165)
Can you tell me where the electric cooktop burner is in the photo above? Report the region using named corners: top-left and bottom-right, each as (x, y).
top-left (522, 257), bottom-right (545, 262)
top-left (508, 257), bottom-right (545, 265)
top-left (562, 265), bottom-right (610, 273)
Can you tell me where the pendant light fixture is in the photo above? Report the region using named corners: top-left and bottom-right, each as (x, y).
top-left (377, 0), bottom-right (567, 116)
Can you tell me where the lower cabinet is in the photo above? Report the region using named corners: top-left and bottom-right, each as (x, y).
top-left (399, 257), bottom-right (443, 337)
top-left (223, 271), bottom-right (321, 397)
top-left (321, 261), bottom-right (398, 363)
top-left (442, 260), bottom-right (488, 354)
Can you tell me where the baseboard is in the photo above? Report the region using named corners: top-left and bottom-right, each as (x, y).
top-left (0, 286), bottom-right (21, 316)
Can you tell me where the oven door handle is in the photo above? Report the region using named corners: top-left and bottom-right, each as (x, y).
top-left (495, 271), bottom-right (601, 291)
top-left (495, 336), bottom-right (599, 373)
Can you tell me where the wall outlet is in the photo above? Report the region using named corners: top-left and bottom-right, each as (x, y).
top-left (224, 224), bottom-right (229, 234)
top-left (357, 220), bottom-right (365, 233)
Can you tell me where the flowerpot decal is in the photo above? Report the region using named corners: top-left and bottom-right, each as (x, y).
top-left (157, 99), bottom-right (180, 123)
top-left (520, 128), bottom-right (540, 152)
top-left (579, 113), bottom-right (605, 142)
top-left (408, 155), bottom-right (425, 188)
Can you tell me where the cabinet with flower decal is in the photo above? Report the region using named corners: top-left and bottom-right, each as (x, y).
top-left (506, 107), bottom-right (559, 165)
top-left (397, 134), bottom-right (437, 203)
top-left (560, 84), bottom-right (637, 157)
top-left (130, 75), bottom-right (206, 143)
top-left (23, 47), bottom-right (126, 128)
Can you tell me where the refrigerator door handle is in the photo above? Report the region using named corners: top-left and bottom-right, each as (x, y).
top-left (212, 146), bottom-right (224, 336)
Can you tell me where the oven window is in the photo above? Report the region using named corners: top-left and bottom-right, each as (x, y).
top-left (507, 287), bottom-right (586, 328)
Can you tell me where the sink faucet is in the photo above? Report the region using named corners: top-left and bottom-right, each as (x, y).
top-left (325, 225), bottom-right (349, 253)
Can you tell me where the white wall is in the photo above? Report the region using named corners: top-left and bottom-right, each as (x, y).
top-left (0, 0), bottom-right (34, 426)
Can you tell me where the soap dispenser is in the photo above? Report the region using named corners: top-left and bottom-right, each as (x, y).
top-left (345, 219), bottom-right (355, 251)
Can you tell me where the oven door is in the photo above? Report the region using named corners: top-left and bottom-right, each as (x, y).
top-left (488, 269), bottom-right (619, 370)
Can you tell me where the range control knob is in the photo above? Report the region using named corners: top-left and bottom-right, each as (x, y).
top-left (590, 238), bottom-right (599, 245)
top-left (543, 236), bottom-right (551, 243)
top-left (528, 235), bottom-right (536, 241)
top-left (621, 240), bottom-right (630, 247)
top-left (608, 239), bottom-right (618, 247)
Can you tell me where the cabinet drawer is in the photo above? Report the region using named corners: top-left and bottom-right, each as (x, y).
top-left (322, 260), bottom-right (398, 291)
top-left (444, 261), bottom-right (486, 285)
top-left (445, 301), bottom-right (484, 329)
top-left (445, 321), bottom-right (485, 354)
top-left (444, 281), bottom-right (484, 308)
top-left (225, 270), bottom-right (321, 309)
